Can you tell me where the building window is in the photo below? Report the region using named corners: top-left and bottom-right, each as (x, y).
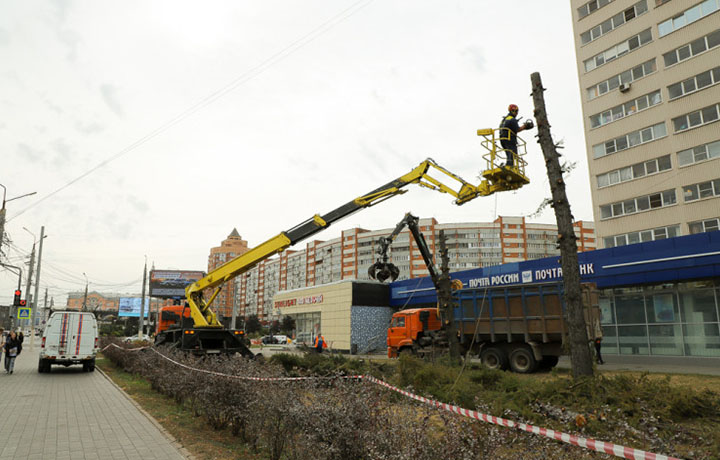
top-left (584, 28), bottom-right (652, 72)
top-left (600, 189), bottom-right (676, 219)
top-left (603, 224), bottom-right (680, 248)
top-left (683, 178), bottom-right (720, 202)
top-left (587, 59), bottom-right (656, 100)
top-left (664, 28), bottom-right (720, 67)
top-left (672, 103), bottom-right (720, 133)
top-left (581, 1), bottom-right (648, 44)
top-left (677, 140), bottom-right (720, 167)
top-left (668, 67), bottom-right (720, 100)
top-left (578, 0), bottom-right (614, 19)
top-left (590, 90), bottom-right (661, 128)
top-left (658, 0), bottom-right (720, 38)
top-left (592, 122), bottom-right (666, 158)
top-left (689, 217), bottom-right (720, 234)
top-left (597, 154), bottom-right (671, 188)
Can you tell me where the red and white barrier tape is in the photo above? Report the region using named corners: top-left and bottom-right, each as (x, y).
top-left (362, 375), bottom-right (680, 460)
top-left (103, 343), bottom-right (682, 460)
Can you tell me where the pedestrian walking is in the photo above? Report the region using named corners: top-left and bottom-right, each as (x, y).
top-left (3, 331), bottom-right (22, 374)
top-left (594, 337), bottom-right (604, 365)
top-left (589, 316), bottom-right (604, 365)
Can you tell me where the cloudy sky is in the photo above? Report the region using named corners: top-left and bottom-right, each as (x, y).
top-left (0, 0), bottom-right (591, 306)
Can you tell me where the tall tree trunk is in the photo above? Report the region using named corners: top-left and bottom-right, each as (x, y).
top-left (438, 230), bottom-right (461, 363)
top-left (530, 72), bottom-right (594, 378)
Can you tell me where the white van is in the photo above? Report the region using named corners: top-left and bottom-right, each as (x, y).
top-left (38, 311), bottom-right (99, 373)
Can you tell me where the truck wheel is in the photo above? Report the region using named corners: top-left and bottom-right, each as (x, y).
top-left (509, 346), bottom-right (538, 374)
top-left (480, 347), bottom-right (508, 370)
top-left (89, 358), bottom-right (96, 372)
top-left (399, 347), bottom-right (414, 358)
top-left (38, 358), bottom-right (45, 373)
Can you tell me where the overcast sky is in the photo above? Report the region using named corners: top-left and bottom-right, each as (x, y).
top-left (0, 0), bottom-right (591, 306)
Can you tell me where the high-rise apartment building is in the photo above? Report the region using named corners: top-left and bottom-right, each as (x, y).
top-left (235, 216), bottom-right (596, 321)
top-left (571, 0), bottom-right (720, 248)
top-left (207, 228), bottom-right (250, 319)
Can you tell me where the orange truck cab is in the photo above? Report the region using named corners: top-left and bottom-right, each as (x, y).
top-left (387, 308), bottom-right (442, 358)
top-left (158, 305), bottom-right (192, 334)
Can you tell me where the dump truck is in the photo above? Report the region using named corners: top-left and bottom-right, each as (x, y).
top-left (387, 282), bottom-right (600, 373)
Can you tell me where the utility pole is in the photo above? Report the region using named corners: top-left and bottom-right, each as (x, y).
top-left (0, 185), bottom-right (37, 256)
top-left (30, 226), bottom-right (45, 348)
top-left (82, 273), bottom-right (89, 312)
top-left (43, 288), bottom-right (48, 323)
top-left (24, 238), bottom-right (36, 329)
top-left (139, 257), bottom-right (147, 338)
top-left (530, 72), bottom-right (593, 378)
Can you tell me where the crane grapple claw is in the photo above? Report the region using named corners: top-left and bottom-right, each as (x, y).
top-left (368, 262), bottom-right (400, 283)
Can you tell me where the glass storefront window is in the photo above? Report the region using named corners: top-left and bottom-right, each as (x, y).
top-left (683, 323), bottom-right (720, 357)
top-left (600, 282), bottom-right (720, 357)
top-left (615, 294), bottom-right (646, 324)
top-left (649, 324), bottom-right (683, 355)
top-left (599, 297), bottom-right (615, 324)
top-left (602, 325), bottom-right (618, 354)
top-left (680, 290), bottom-right (719, 323)
top-left (617, 325), bottom-right (649, 354)
top-left (645, 293), bottom-right (679, 322)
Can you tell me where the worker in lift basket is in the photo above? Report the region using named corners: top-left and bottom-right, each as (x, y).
top-left (499, 104), bottom-right (534, 168)
top-left (314, 333), bottom-right (328, 354)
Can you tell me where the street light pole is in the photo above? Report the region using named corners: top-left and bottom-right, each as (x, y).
top-left (139, 257), bottom-right (147, 339)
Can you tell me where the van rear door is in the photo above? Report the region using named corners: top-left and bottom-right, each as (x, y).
top-left (55, 312), bottom-right (74, 356)
top-left (66, 313), bottom-right (95, 358)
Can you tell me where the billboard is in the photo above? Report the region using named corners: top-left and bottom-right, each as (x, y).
top-left (118, 298), bottom-right (150, 317)
top-left (149, 270), bottom-right (205, 298)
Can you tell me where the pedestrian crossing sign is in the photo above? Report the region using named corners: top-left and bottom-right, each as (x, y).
top-left (18, 307), bottom-right (31, 319)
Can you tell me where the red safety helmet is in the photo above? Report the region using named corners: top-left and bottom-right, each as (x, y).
top-left (508, 104), bottom-right (519, 113)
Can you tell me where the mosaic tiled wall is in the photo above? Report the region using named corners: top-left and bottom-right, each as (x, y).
top-left (350, 306), bottom-right (394, 354)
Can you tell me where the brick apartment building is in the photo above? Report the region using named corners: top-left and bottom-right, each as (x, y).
top-left (207, 228), bottom-right (250, 319)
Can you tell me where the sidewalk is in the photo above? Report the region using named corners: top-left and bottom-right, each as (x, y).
top-left (557, 354), bottom-right (720, 376)
top-left (0, 346), bottom-right (187, 460)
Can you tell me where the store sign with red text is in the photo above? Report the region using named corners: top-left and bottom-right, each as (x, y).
top-left (275, 294), bottom-right (324, 309)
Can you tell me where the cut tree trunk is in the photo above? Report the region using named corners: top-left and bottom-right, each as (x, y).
top-left (530, 72), bottom-right (594, 378)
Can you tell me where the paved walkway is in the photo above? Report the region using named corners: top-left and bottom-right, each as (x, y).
top-left (557, 354), bottom-right (720, 376)
top-left (0, 346), bottom-right (187, 460)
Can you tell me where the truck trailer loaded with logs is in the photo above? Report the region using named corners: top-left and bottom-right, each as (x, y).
top-left (386, 282), bottom-right (600, 373)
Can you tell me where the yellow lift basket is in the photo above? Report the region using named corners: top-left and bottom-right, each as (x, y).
top-left (477, 128), bottom-right (530, 189)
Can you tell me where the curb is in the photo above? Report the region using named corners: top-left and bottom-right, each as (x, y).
top-left (96, 362), bottom-right (196, 460)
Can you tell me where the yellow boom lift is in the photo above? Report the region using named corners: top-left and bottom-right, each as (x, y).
top-left (154, 127), bottom-right (530, 356)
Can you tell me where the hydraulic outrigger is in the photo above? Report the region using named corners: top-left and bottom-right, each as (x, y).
top-left (155, 126), bottom-right (531, 356)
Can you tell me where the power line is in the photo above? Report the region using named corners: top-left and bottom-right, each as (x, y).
top-left (8, 0), bottom-right (374, 222)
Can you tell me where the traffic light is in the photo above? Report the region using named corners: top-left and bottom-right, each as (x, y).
top-left (13, 290), bottom-right (21, 306)
top-left (19, 299), bottom-right (27, 307)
